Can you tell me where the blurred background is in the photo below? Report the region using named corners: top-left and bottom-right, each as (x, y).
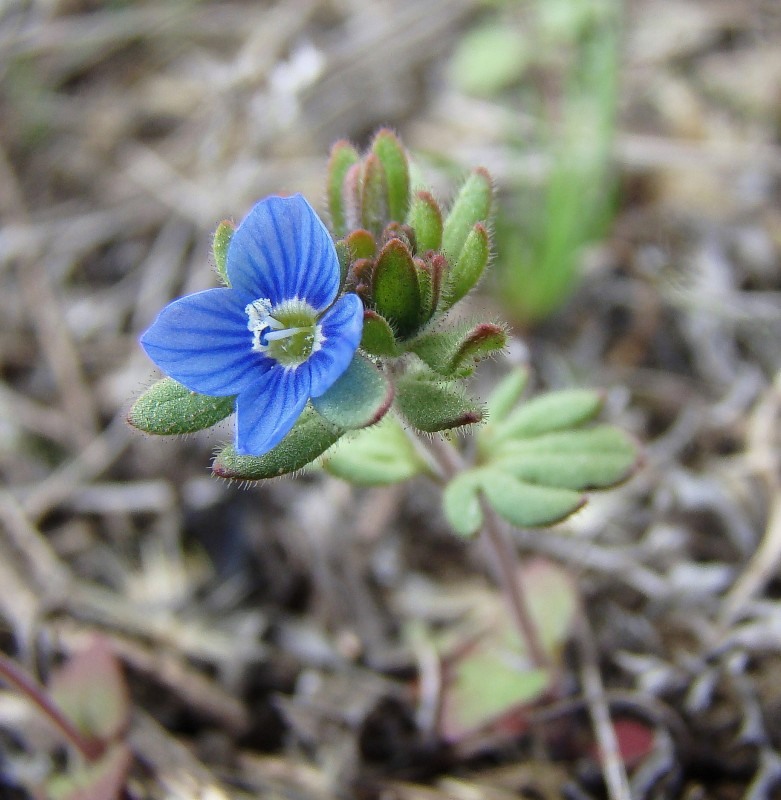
top-left (1, 0), bottom-right (781, 798)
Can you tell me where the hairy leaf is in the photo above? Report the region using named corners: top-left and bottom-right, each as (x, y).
top-left (312, 353), bottom-right (393, 430)
top-left (128, 378), bottom-right (234, 436)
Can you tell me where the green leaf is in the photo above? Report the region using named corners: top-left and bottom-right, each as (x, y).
top-left (449, 22), bottom-right (530, 97)
top-left (407, 190), bottom-right (443, 253)
top-left (212, 405), bottom-right (342, 480)
top-left (496, 388), bottom-right (604, 440)
top-left (345, 228), bottom-right (376, 260)
top-left (414, 253), bottom-right (445, 324)
top-left (49, 637), bottom-right (129, 741)
top-left (493, 425), bottom-right (638, 490)
top-left (480, 469), bottom-right (585, 528)
top-left (443, 222), bottom-right (490, 309)
top-left (442, 168), bottom-right (493, 262)
top-left (396, 374), bottom-right (483, 433)
top-left (361, 309), bottom-right (399, 357)
top-left (212, 220), bottom-right (235, 286)
top-left (361, 153), bottom-right (388, 237)
top-left (327, 140), bottom-right (360, 237)
top-left (442, 470), bottom-right (484, 537)
top-left (371, 128), bottom-right (410, 223)
top-left (322, 414), bottom-right (426, 486)
top-left (485, 368), bottom-right (529, 424)
top-left (372, 239), bottom-right (421, 339)
top-left (312, 353), bottom-right (393, 430)
top-left (441, 559), bottom-right (576, 738)
top-left (128, 378), bottom-right (234, 436)
top-left (334, 240), bottom-right (351, 295)
top-left (410, 321), bottom-right (506, 378)
top-left (523, 558), bottom-right (579, 658)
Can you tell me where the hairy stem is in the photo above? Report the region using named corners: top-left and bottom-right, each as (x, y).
top-left (0, 652), bottom-right (105, 762)
top-left (422, 434), bottom-right (552, 673)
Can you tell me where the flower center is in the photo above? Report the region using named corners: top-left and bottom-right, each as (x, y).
top-left (245, 298), bottom-right (322, 368)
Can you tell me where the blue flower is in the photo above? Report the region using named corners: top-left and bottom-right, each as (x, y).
top-left (140, 194), bottom-right (363, 456)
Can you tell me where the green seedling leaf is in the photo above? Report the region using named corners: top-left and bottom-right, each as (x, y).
top-left (312, 353), bottom-right (393, 430)
top-left (396, 374), bottom-right (483, 433)
top-left (327, 140), bottom-right (360, 237)
top-left (493, 425), bottom-right (638, 491)
top-left (441, 559), bottom-right (576, 739)
top-left (410, 321), bottom-right (506, 379)
top-left (49, 637), bottom-right (129, 742)
top-left (45, 742), bottom-right (132, 800)
top-left (442, 168), bottom-right (493, 262)
top-left (212, 220), bottom-right (235, 286)
top-left (323, 413), bottom-right (426, 486)
top-left (407, 190), bottom-right (443, 253)
top-left (443, 222), bottom-right (490, 309)
top-left (128, 378), bottom-right (234, 436)
top-left (372, 239), bottom-right (421, 339)
top-left (485, 367), bottom-right (529, 424)
top-left (480, 468), bottom-right (585, 528)
top-left (361, 153), bottom-right (389, 237)
top-left (523, 558), bottom-right (579, 657)
top-left (345, 228), bottom-right (376, 260)
top-left (371, 128), bottom-right (410, 223)
top-left (450, 22), bottom-right (530, 97)
top-left (494, 388), bottom-right (604, 441)
top-left (361, 309), bottom-right (399, 357)
top-left (442, 469), bottom-right (484, 537)
top-left (212, 405), bottom-right (342, 480)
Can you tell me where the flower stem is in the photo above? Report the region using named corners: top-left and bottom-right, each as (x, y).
top-left (422, 434), bottom-right (552, 673)
top-left (478, 498), bottom-right (554, 673)
top-left (0, 652), bottom-right (105, 762)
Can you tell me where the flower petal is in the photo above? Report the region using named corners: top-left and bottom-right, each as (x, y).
top-left (226, 195), bottom-right (339, 311)
top-left (234, 366), bottom-right (310, 455)
top-left (140, 288), bottom-right (268, 396)
top-left (307, 293), bottom-right (364, 398)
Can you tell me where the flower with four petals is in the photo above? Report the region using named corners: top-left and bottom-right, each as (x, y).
top-left (141, 194), bottom-right (363, 456)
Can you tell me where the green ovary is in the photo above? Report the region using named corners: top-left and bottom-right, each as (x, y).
top-left (246, 298), bottom-right (322, 368)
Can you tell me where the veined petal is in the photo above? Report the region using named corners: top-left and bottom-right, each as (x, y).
top-left (226, 195), bottom-right (340, 311)
top-left (141, 288), bottom-right (267, 396)
top-left (234, 366), bottom-right (310, 455)
top-left (307, 293), bottom-right (364, 398)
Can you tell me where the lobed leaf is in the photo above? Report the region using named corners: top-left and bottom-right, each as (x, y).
top-left (484, 368), bottom-right (529, 424)
top-left (322, 413), bottom-right (427, 486)
top-left (495, 388), bottom-right (604, 441)
top-left (128, 378), bottom-right (234, 436)
top-left (212, 405), bottom-right (342, 480)
top-left (493, 425), bottom-right (638, 490)
top-left (480, 469), bottom-right (585, 528)
top-left (442, 469), bottom-right (484, 537)
top-left (312, 353), bottom-right (393, 430)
